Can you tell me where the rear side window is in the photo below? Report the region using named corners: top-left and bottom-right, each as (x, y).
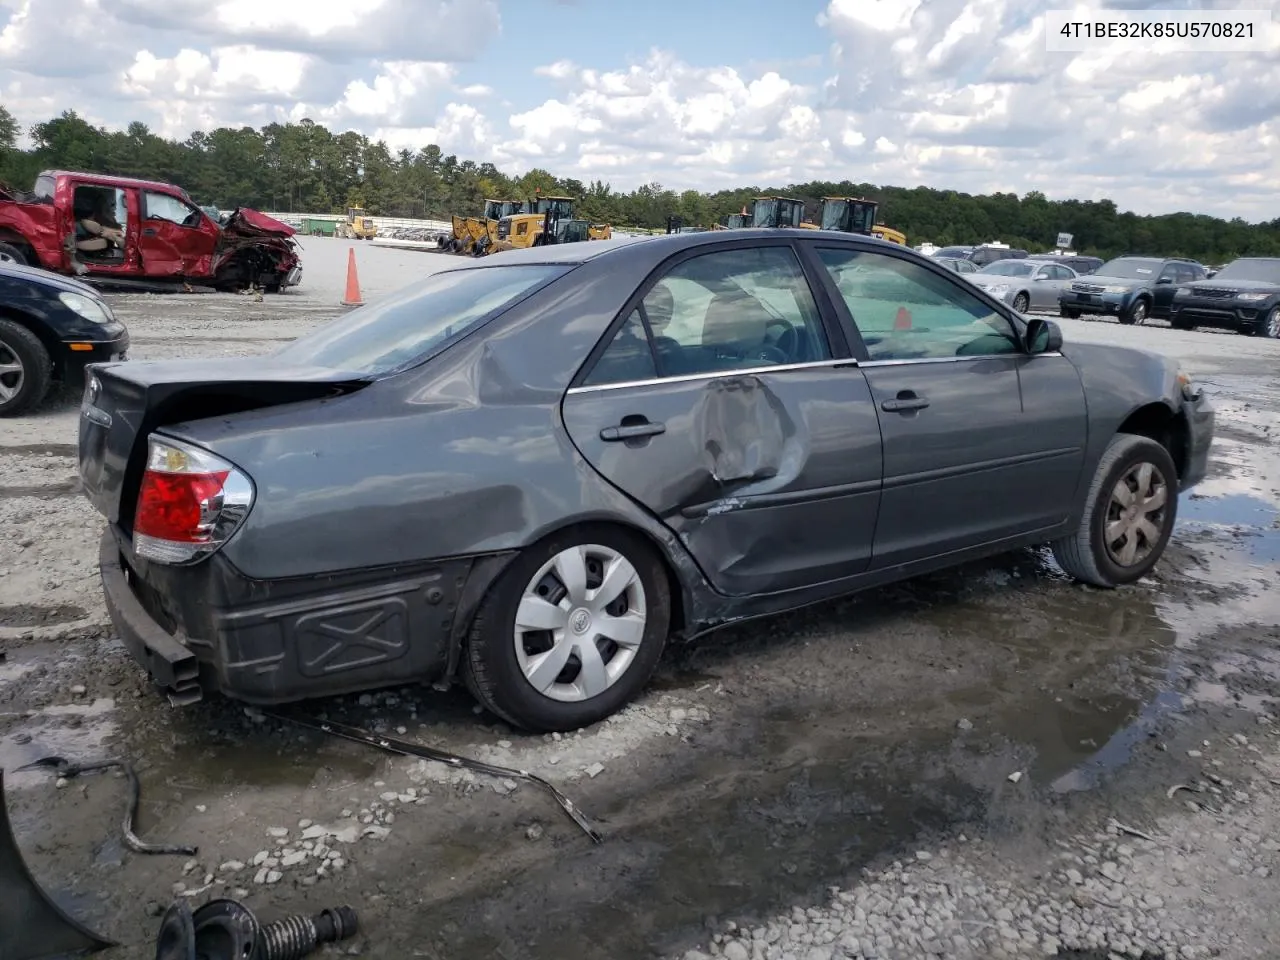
top-left (275, 264), bottom-right (570, 374)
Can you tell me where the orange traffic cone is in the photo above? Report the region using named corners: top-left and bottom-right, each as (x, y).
top-left (341, 247), bottom-right (363, 306)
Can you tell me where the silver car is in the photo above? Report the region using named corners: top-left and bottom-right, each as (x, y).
top-left (969, 259), bottom-right (1080, 314)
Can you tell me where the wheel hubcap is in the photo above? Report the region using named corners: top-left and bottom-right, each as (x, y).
top-left (0, 344), bottom-right (25, 403)
top-left (513, 544), bottom-right (647, 703)
top-left (1133, 303), bottom-right (1146, 323)
top-left (1267, 309), bottom-right (1279, 338)
top-left (0, 251), bottom-right (15, 263)
top-left (1104, 461), bottom-right (1168, 568)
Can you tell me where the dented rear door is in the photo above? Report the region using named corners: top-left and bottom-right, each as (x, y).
top-left (561, 241), bottom-right (883, 598)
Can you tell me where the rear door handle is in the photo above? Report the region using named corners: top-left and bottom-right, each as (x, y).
top-left (600, 421), bottom-right (666, 441)
top-left (881, 393), bottom-right (930, 413)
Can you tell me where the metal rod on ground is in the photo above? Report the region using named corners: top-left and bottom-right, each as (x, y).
top-left (16, 756), bottom-right (197, 856)
top-left (265, 711), bottom-right (603, 844)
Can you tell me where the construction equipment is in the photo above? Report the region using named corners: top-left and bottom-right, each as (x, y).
top-left (491, 194), bottom-right (595, 251)
top-left (588, 223), bottom-right (612, 240)
top-left (871, 224), bottom-right (908, 245)
top-left (750, 196), bottom-right (807, 229)
top-left (722, 212), bottom-right (752, 229)
top-left (335, 207), bottom-right (377, 240)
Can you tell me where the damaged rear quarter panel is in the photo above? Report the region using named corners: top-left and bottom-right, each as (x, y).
top-left (165, 247), bottom-right (705, 597)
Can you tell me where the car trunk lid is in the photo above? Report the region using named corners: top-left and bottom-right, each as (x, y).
top-left (78, 357), bottom-right (371, 527)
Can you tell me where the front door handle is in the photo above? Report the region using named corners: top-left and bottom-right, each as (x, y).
top-left (142, 228), bottom-right (157, 236)
top-left (600, 419), bottom-right (666, 442)
top-left (881, 392), bottom-right (930, 413)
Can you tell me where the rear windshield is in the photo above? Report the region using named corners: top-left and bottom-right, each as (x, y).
top-left (274, 264), bottom-right (570, 374)
top-left (933, 247), bottom-right (972, 258)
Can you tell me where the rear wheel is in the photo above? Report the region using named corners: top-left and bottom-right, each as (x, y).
top-left (0, 318), bottom-right (52, 417)
top-left (1050, 433), bottom-right (1178, 587)
top-left (463, 525), bottom-right (671, 732)
top-left (0, 241), bottom-right (28, 265)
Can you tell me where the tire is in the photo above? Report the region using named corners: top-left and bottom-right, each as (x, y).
top-left (1049, 433), bottom-right (1179, 588)
top-left (0, 318), bottom-right (52, 417)
top-left (463, 524), bottom-right (672, 732)
top-left (1059, 307), bottom-right (1081, 320)
top-left (0, 241), bottom-right (28, 265)
top-left (1119, 298), bottom-right (1148, 325)
top-left (1012, 292), bottom-right (1030, 313)
top-left (1251, 306), bottom-right (1279, 339)
top-left (1170, 315), bottom-right (1194, 331)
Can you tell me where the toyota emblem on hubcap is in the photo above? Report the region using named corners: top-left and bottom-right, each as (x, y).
top-left (570, 608), bottom-right (591, 634)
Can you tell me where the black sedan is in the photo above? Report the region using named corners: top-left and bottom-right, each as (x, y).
top-left (0, 261), bottom-right (129, 415)
top-left (1169, 257), bottom-right (1280, 337)
top-left (79, 231), bottom-right (1213, 731)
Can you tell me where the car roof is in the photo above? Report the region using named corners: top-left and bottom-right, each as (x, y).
top-left (442, 228), bottom-right (910, 271)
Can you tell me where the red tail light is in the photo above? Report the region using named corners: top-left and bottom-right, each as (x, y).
top-left (133, 436), bottom-right (254, 564)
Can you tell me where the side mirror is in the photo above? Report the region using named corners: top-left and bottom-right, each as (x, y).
top-left (1156, 276), bottom-right (1173, 284)
top-left (1025, 317), bottom-right (1063, 354)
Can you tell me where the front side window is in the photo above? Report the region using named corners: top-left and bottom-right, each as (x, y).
top-left (144, 191), bottom-right (202, 227)
top-left (582, 245), bottom-right (832, 383)
top-left (275, 264), bottom-right (570, 374)
top-left (816, 247), bottom-right (1021, 362)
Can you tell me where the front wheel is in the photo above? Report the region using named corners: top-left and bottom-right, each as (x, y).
top-left (1119, 298), bottom-right (1148, 325)
top-left (463, 526), bottom-right (671, 732)
top-left (1012, 292), bottom-right (1029, 313)
top-left (0, 318), bottom-right (52, 417)
top-left (1252, 306), bottom-right (1280, 339)
top-left (1049, 433), bottom-right (1178, 587)
top-left (1060, 307), bottom-right (1081, 320)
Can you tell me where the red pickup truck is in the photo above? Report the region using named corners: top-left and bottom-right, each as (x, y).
top-left (0, 170), bottom-right (301, 293)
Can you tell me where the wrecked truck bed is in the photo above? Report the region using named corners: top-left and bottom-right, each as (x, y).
top-left (0, 170), bottom-right (302, 293)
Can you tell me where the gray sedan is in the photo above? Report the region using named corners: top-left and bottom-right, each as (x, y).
top-left (78, 231), bottom-right (1214, 732)
top-left (969, 258), bottom-right (1080, 313)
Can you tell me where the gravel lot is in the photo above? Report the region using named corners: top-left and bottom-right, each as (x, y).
top-left (3, 237), bottom-right (1280, 959)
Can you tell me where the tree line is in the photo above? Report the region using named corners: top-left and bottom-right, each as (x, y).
top-left (2, 106), bottom-right (1278, 262)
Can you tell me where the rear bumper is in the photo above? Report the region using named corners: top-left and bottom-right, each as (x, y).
top-left (98, 527), bottom-right (500, 707)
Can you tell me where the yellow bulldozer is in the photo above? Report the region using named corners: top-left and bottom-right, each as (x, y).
top-left (439, 198), bottom-right (526, 255)
top-left (336, 206), bottom-right (377, 240)
top-left (489, 194), bottom-right (603, 252)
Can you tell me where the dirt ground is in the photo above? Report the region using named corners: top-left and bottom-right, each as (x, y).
top-left (2, 238), bottom-right (1280, 959)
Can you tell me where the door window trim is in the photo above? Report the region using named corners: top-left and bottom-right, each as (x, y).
top-left (567, 237), bottom-right (855, 390)
top-left (799, 239), bottom-right (1035, 365)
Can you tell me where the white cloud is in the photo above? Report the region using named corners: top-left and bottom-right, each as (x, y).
top-left (0, 0), bottom-right (1277, 220)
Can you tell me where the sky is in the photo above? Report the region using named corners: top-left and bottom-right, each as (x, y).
top-left (1, 0), bottom-right (1278, 220)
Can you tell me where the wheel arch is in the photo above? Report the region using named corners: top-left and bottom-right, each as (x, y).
top-left (442, 512), bottom-right (697, 685)
top-left (0, 228), bottom-right (38, 265)
top-left (1115, 400), bottom-right (1189, 481)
